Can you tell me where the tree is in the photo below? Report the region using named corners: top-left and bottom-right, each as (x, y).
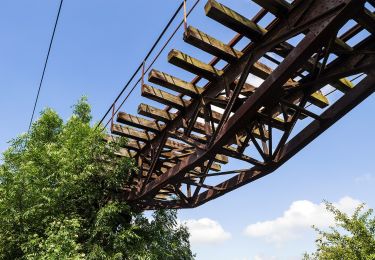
top-left (0, 97), bottom-right (193, 259)
top-left (304, 201), bottom-right (375, 259)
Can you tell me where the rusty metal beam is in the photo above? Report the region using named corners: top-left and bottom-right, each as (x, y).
top-left (103, 0), bottom-right (374, 210)
top-left (194, 73), bottom-right (374, 207)
top-left (130, 0), bottom-right (363, 202)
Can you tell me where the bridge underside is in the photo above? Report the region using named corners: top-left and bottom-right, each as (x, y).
top-left (107, 0), bottom-right (375, 210)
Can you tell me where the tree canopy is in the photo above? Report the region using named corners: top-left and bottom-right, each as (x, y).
top-left (304, 201), bottom-right (375, 259)
top-left (0, 97), bottom-right (193, 259)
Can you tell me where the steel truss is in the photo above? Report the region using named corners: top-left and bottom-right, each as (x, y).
top-left (107, 0), bottom-right (375, 210)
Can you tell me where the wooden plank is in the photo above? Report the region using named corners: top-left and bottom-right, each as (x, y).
top-left (231, 80), bottom-right (256, 96)
top-left (117, 112), bottom-right (164, 133)
top-left (168, 49), bottom-right (224, 80)
top-left (309, 91), bottom-right (329, 108)
top-left (148, 69), bottom-right (203, 96)
top-left (115, 148), bottom-right (137, 158)
top-left (206, 95), bottom-right (247, 111)
top-left (183, 117), bottom-right (212, 136)
top-left (142, 84), bottom-right (191, 110)
top-left (163, 161), bottom-right (222, 172)
top-left (138, 103), bottom-right (177, 122)
top-left (205, 0), bottom-right (266, 41)
top-left (169, 129), bottom-right (208, 146)
top-left (213, 154), bottom-right (228, 164)
top-left (161, 150), bottom-right (194, 160)
top-left (138, 103), bottom-right (207, 136)
top-left (337, 78), bottom-right (354, 92)
top-left (142, 165), bottom-right (168, 176)
top-left (251, 61), bottom-right (275, 79)
top-left (164, 138), bottom-right (190, 150)
top-left (142, 158), bottom-right (221, 174)
top-left (124, 139), bottom-right (145, 151)
top-left (179, 28), bottom-right (323, 107)
top-left (196, 162), bottom-right (221, 172)
top-left (111, 124), bottom-right (155, 142)
top-left (184, 25), bottom-right (243, 62)
top-left (103, 135), bottom-right (145, 151)
top-left (111, 126), bottom-right (197, 157)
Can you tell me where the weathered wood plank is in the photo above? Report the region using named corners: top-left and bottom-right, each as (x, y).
top-left (164, 138), bottom-right (190, 150)
top-left (336, 78), bottom-right (354, 92)
top-left (138, 103), bottom-right (177, 122)
top-left (142, 84), bottom-right (191, 110)
top-left (142, 159), bottom-right (221, 174)
top-left (181, 25), bottom-right (325, 108)
top-left (168, 49), bottom-right (224, 80)
top-left (309, 91), bottom-right (329, 108)
top-left (142, 165), bottom-right (168, 176)
top-left (125, 139), bottom-right (145, 151)
top-left (163, 161), bottom-right (222, 172)
top-left (137, 102), bottom-right (209, 136)
top-left (115, 148), bottom-right (137, 158)
top-left (184, 25), bottom-right (242, 62)
top-left (148, 69), bottom-right (203, 96)
top-left (213, 154), bottom-right (229, 164)
top-left (198, 162), bottom-right (221, 172)
top-left (103, 135), bottom-right (145, 151)
top-left (117, 112), bottom-right (164, 133)
top-left (169, 129), bottom-right (208, 146)
top-left (111, 124), bottom-right (155, 142)
top-left (111, 125), bottom-right (197, 155)
top-left (161, 150), bottom-right (228, 164)
top-left (231, 80), bottom-right (256, 96)
top-left (205, 0), bottom-right (266, 41)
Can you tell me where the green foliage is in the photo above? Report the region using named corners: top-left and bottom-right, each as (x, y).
top-left (0, 97), bottom-right (193, 259)
top-left (22, 218), bottom-right (85, 260)
top-left (304, 201), bottom-right (375, 259)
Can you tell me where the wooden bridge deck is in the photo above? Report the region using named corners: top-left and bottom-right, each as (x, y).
top-left (106, 0), bottom-right (375, 210)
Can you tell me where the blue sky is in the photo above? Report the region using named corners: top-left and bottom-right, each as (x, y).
top-left (1, 0), bottom-right (374, 259)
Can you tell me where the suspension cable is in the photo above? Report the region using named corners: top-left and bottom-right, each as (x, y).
top-left (96, 2), bottom-right (185, 130)
top-left (101, 0), bottom-right (201, 130)
top-left (27, 0), bottom-right (64, 134)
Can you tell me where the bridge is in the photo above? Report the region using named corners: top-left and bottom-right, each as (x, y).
top-left (104, 0), bottom-right (375, 210)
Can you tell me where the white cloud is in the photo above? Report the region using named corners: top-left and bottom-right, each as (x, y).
top-left (253, 254), bottom-right (277, 260)
top-left (244, 196), bottom-right (361, 246)
top-left (183, 218), bottom-right (231, 245)
top-left (355, 173), bottom-right (375, 183)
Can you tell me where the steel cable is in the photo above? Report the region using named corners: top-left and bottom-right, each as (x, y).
top-left (96, 2), bottom-right (185, 130)
top-left (27, 0), bottom-right (64, 134)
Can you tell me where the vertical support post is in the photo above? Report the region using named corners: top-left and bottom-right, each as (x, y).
top-left (141, 60), bottom-right (146, 86)
top-left (111, 102), bottom-right (115, 129)
top-left (183, 0), bottom-right (187, 34)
